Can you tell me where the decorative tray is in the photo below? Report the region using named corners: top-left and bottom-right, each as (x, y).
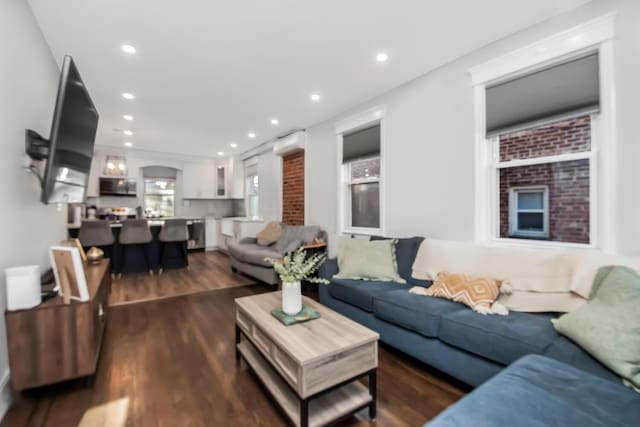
top-left (271, 305), bottom-right (321, 326)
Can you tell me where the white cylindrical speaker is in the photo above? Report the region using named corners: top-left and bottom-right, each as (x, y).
top-left (5, 265), bottom-right (41, 311)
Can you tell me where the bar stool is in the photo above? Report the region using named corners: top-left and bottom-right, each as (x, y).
top-left (158, 219), bottom-right (189, 274)
top-left (78, 220), bottom-right (115, 264)
top-left (118, 219), bottom-right (153, 278)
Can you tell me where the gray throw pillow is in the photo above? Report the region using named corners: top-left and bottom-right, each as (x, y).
top-left (552, 265), bottom-right (640, 391)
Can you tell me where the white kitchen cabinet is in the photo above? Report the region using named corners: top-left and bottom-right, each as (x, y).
top-left (205, 217), bottom-right (219, 250)
top-left (214, 158), bottom-right (229, 198)
top-left (183, 161), bottom-right (215, 199)
top-left (229, 155), bottom-right (245, 199)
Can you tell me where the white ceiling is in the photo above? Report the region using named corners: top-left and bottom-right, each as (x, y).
top-left (29, 0), bottom-right (587, 158)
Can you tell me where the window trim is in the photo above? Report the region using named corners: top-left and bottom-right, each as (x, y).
top-left (336, 106), bottom-right (386, 236)
top-left (508, 185), bottom-right (549, 239)
top-left (470, 14), bottom-right (616, 251)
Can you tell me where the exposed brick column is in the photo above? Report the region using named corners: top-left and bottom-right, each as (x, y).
top-left (282, 150), bottom-right (305, 225)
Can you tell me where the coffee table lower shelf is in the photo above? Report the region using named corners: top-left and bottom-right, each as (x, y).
top-left (237, 340), bottom-right (373, 427)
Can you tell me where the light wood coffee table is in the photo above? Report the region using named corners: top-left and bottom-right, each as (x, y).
top-left (235, 291), bottom-right (379, 427)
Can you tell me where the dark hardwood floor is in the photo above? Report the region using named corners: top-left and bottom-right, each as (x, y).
top-left (3, 256), bottom-right (467, 427)
top-left (109, 251), bottom-right (255, 306)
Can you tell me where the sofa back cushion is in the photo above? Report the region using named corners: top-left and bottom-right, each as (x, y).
top-left (411, 239), bottom-right (581, 312)
top-left (370, 236), bottom-right (427, 285)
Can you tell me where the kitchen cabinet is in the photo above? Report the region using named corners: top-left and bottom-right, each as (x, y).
top-left (182, 161), bottom-right (215, 199)
top-left (215, 158), bottom-right (228, 198)
top-left (229, 155), bottom-right (245, 199)
top-left (205, 217), bottom-right (219, 250)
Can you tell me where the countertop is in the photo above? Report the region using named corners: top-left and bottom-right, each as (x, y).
top-left (67, 216), bottom-right (206, 229)
top-left (67, 215), bottom-right (258, 229)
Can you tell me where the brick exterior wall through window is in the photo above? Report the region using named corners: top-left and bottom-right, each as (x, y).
top-left (499, 116), bottom-right (591, 244)
top-left (282, 150), bottom-right (305, 226)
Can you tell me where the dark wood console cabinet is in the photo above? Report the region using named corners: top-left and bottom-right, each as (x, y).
top-left (5, 259), bottom-right (111, 391)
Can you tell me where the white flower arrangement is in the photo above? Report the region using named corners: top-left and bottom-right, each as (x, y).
top-left (265, 247), bottom-right (329, 284)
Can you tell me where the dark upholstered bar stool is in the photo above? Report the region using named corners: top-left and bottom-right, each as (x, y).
top-left (118, 219), bottom-right (153, 278)
top-left (158, 219), bottom-right (189, 274)
top-left (78, 220), bottom-right (115, 264)
top-left (78, 220), bottom-right (115, 248)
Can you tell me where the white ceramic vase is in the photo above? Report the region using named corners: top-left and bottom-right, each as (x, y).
top-left (282, 281), bottom-right (302, 315)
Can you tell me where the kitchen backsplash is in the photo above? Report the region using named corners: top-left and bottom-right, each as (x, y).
top-left (85, 197), bottom-right (245, 218)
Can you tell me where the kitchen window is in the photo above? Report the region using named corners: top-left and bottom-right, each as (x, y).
top-left (143, 179), bottom-right (176, 218)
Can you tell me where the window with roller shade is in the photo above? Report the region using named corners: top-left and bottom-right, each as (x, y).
top-left (486, 53), bottom-right (599, 245)
top-left (341, 124), bottom-right (381, 232)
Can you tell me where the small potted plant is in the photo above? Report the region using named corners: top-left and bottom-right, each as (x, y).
top-left (266, 247), bottom-right (329, 315)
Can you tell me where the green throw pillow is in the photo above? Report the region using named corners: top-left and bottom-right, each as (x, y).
top-left (552, 266), bottom-right (640, 391)
top-left (334, 236), bottom-right (405, 283)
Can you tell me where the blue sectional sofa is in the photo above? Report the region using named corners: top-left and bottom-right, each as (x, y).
top-left (318, 237), bottom-right (617, 387)
top-left (427, 354), bottom-right (640, 427)
top-left (318, 236), bottom-right (640, 425)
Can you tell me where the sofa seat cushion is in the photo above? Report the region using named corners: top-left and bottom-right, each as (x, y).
top-left (227, 242), bottom-right (282, 267)
top-left (328, 279), bottom-right (410, 312)
top-left (372, 290), bottom-right (466, 338)
top-left (438, 309), bottom-right (558, 366)
top-left (543, 336), bottom-right (619, 383)
top-left (427, 355), bottom-right (640, 427)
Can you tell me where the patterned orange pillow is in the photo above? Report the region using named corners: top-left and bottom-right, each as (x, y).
top-left (411, 271), bottom-right (508, 315)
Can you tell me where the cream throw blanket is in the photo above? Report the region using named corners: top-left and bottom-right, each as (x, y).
top-left (411, 239), bottom-right (640, 313)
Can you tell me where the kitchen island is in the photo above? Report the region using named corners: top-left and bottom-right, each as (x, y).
top-left (68, 218), bottom-right (205, 275)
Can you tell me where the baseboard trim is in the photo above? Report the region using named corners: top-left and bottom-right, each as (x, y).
top-left (0, 369), bottom-right (11, 422)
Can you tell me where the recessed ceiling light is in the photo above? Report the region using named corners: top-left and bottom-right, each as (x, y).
top-left (123, 130), bottom-right (133, 136)
top-left (122, 92), bottom-right (135, 100)
top-left (376, 52), bottom-right (389, 62)
top-left (248, 132), bottom-right (256, 139)
top-left (217, 151), bottom-right (224, 156)
top-left (310, 93), bottom-right (321, 102)
top-left (230, 143), bottom-right (238, 148)
top-left (270, 119), bottom-right (279, 125)
top-left (124, 141), bottom-right (133, 147)
top-left (123, 114), bottom-right (134, 121)
top-left (121, 44), bottom-right (137, 54)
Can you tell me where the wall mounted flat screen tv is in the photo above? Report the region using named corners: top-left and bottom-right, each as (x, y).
top-left (38, 55), bottom-right (99, 204)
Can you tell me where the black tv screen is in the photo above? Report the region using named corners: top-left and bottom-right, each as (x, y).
top-left (41, 55), bottom-right (98, 204)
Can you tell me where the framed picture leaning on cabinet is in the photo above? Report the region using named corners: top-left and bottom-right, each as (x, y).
top-left (49, 246), bottom-right (89, 303)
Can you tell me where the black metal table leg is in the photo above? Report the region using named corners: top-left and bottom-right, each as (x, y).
top-left (369, 369), bottom-right (377, 419)
top-left (300, 398), bottom-right (309, 427)
top-left (235, 324), bottom-right (241, 361)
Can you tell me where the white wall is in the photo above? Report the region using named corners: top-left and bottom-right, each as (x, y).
top-left (257, 150), bottom-right (282, 222)
top-left (306, 0), bottom-right (640, 256)
top-left (0, 0), bottom-right (67, 415)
